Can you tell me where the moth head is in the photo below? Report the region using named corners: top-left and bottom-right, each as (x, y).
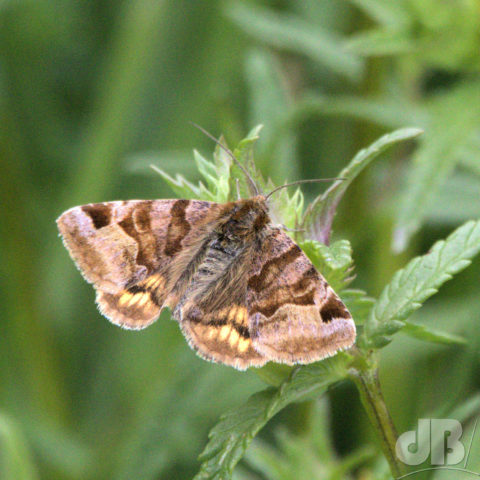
top-left (224, 196), bottom-right (270, 238)
top-left (249, 196), bottom-right (270, 232)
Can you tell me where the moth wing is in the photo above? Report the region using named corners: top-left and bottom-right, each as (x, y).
top-left (178, 303), bottom-right (268, 370)
top-left (57, 199), bottom-right (214, 329)
top-left (247, 228), bottom-right (356, 365)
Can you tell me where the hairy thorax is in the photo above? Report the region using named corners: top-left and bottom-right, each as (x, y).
top-left (174, 197), bottom-right (272, 313)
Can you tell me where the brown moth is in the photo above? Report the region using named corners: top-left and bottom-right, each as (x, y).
top-left (57, 195), bottom-right (356, 370)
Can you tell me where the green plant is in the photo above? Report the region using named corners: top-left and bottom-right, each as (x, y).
top-left (152, 126), bottom-right (480, 479)
top-left (3, 1), bottom-right (480, 479)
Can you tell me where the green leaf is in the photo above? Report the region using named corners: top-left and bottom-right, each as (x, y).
top-left (0, 414), bottom-right (39, 480)
top-left (255, 364), bottom-right (294, 388)
top-left (151, 135), bottom-right (234, 203)
top-left (269, 186), bottom-right (304, 231)
top-left (363, 220), bottom-right (480, 348)
top-left (194, 150), bottom-right (220, 192)
top-left (194, 141), bottom-right (232, 203)
top-left (393, 83), bottom-right (480, 252)
top-left (194, 356), bottom-right (349, 480)
top-left (212, 136), bottom-right (235, 202)
top-left (427, 171), bottom-right (480, 225)
top-left (150, 165), bottom-right (205, 200)
top-left (300, 239), bottom-right (354, 292)
top-left (302, 127), bottom-right (423, 244)
top-left (287, 94), bottom-right (424, 130)
top-left (231, 124), bottom-right (265, 198)
top-left (401, 321), bottom-right (467, 345)
top-left (225, 2), bottom-right (363, 81)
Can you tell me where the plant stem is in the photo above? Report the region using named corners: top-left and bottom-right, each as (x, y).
top-left (349, 364), bottom-right (407, 478)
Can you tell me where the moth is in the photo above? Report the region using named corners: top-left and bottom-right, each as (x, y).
top-left (57, 132), bottom-right (355, 370)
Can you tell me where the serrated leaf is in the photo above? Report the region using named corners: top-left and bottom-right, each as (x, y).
top-left (302, 128), bottom-right (423, 244)
top-left (194, 143), bottom-right (232, 203)
top-left (364, 220), bottom-right (480, 348)
top-left (300, 239), bottom-right (354, 292)
top-left (194, 356), bottom-right (349, 480)
top-left (269, 187), bottom-right (304, 230)
top-left (225, 2), bottom-right (363, 81)
top-left (401, 321), bottom-right (466, 345)
top-left (152, 137), bottom-right (233, 203)
top-left (150, 165), bottom-right (205, 199)
top-left (194, 150), bottom-right (220, 192)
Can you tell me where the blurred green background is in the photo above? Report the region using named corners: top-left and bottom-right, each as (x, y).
top-left (2, 1), bottom-right (480, 479)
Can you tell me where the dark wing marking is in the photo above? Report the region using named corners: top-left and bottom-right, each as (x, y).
top-left (246, 228), bottom-right (356, 365)
top-left (57, 199), bottom-right (214, 328)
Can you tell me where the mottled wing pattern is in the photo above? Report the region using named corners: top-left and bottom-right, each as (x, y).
top-left (247, 228), bottom-right (356, 365)
top-left (58, 195), bottom-right (356, 369)
top-left (57, 199), bottom-right (213, 329)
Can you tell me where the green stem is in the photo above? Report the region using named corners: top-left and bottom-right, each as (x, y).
top-left (349, 362), bottom-right (407, 478)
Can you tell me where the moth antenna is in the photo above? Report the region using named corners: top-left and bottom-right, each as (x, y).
top-left (189, 121), bottom-right (259, 196)
top-left (265, 178), bottom-right (346, 200)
